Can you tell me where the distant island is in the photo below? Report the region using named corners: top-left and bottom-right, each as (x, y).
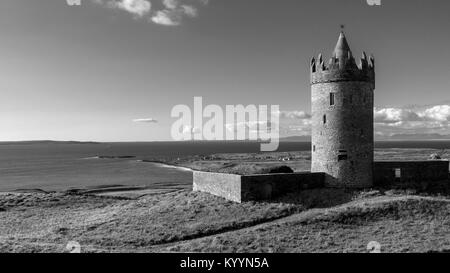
top-left (1, 134), bottom-right (450, 145)
top-left (376, 133), bottom-right (450, 141)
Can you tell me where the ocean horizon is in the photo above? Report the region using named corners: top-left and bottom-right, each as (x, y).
top-left (0, 141), bottom-right (449, 192)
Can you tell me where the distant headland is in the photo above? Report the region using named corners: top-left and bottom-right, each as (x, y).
top-left (0, 140), bottom-right (101, 145)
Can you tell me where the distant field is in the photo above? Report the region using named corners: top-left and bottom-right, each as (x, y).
top-left (169, 148), bottom-right (450, 174)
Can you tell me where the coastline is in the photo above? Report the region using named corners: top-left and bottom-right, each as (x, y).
top-left (0, 160), bottom-right (193, 195)
top-left (1, 147), bottom-right (449, 194)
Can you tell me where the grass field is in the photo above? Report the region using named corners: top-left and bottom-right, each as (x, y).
top-left (0, 148), bottom-right (449, 253)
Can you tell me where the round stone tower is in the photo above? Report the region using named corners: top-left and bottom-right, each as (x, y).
top-left (310, 31), bottom-right (375, 188)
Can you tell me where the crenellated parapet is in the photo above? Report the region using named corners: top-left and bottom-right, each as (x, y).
top-left (310, 32), bottom-right (375, 87)
top-left (311, 52), bottom-right (375, 86)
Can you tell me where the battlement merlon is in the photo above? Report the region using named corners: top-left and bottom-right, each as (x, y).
top-left (310, 31), bottom-right (375, 88)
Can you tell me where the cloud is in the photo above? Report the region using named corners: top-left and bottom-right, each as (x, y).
top-left (151, 10), bottom-right (181, 26)
top-left (374, 107), bottom-right (421, 124)
top-left (162, 0), bottom-right (178, 9)
top-left (274, 103), bottom-right (450, 137)
top-left (133, 118), bottom-right (158, 123)
top-left (92, 0), bottom-right (208, 26)
top-left (419, 105), bottom-right (450, 122)
top-left (374, 104), bottom-right (450, 136)
top-left (107, 0), bottom-right (152, 17)
top-left (275, 110), bottom-right (311, 120)
top-left (151, 1), bottom-right (200, 26)
top-left (181, 5), bottom-right (198, 17)
top-left (225, 121), bottom-right (274, 133)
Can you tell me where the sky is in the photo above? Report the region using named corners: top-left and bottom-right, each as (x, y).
top-left (0, 0), bottom-right (449, 141)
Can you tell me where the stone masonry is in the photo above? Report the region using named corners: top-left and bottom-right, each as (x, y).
top-left (311, 31), bottom-right (375, 188)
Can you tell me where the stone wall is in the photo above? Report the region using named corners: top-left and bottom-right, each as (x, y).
top-left (193, 172), bottom-right (242, 203)
top-left (241, 172), bottom-right (325, 201)
top-left (193, 171), bottom-right (325, 203)
top-left (373, 160), bottom-right (449, 187)
top-left (193, 161), bottom-right (450, 203)
top-left (311, 81), bottom-right (374, 188)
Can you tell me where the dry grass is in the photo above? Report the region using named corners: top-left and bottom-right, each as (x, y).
top-left (0, 190), bottom-right (303, 252)
top-left (1, 189), bottom-right (449, 253)
top-left (164, 196), bottom-right (450, 253)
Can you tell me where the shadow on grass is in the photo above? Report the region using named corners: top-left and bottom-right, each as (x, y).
top-left (270, 188), bottom-right (359, 208)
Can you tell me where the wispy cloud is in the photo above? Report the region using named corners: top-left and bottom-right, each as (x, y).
top-left (151, 10), bottom-right (182, 26)
top-left (133, 118), bottom-right (158, 123)
top-left (92, 0), bottom-right (208, 26)
top-left (151, 0), bottom-right (201, 26)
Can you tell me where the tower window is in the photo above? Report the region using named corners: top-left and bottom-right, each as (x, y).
top-left (330, 93), bottom-right (335, 106)
top-left (323, 115), bottom-right (327, 124)
top-left (338, 150), bottom-right (348, 161)
top-left (394, 168), bottom-right (402, 178)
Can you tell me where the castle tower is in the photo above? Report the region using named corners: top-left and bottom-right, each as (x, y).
top-left (310, 31), bottom-right (375, 188)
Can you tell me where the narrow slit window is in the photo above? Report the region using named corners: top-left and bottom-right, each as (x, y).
top-left (323, 115), bottom-right (327, 124)
top-left (330, 93), bottom-right (335, 106)
top-left (313, 145), bottom-right (316, 152)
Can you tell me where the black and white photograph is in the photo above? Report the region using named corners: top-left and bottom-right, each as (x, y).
top-left (0, 0), bottom-right (449, 262)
